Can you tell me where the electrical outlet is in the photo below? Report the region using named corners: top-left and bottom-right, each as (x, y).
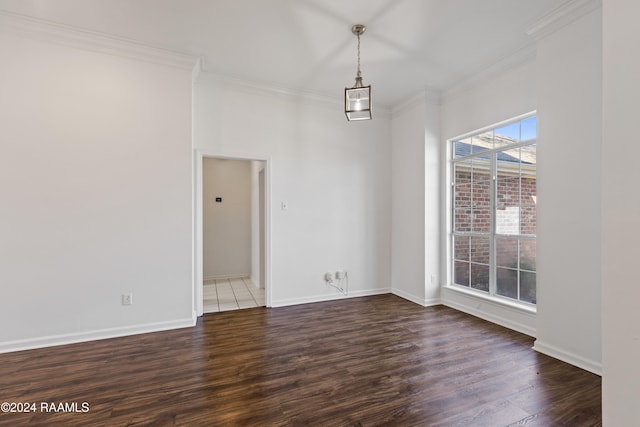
top-left (336, 270), bottom-right (346, 280)
top-left (122, 293), bottom-right (133, 305)
top-left (324, 272), bottom-right (333, 283)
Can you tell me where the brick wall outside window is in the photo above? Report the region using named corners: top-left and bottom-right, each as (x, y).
top-left (452, 162), bottom-right (536, 303)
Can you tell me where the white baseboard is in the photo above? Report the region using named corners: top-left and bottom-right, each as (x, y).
top-left (204, 274), bottom-right (249, 281)
top-left (271, 288), bottom-right (390, 308)
top-left (441, 287), bottom-right (536, 337)
top-left (249, 275), bottom-right (260, 288)
top-left (392, 288), bottom-right (440, 307)
top-left (272, 288), bottom-right (441, 309)
top-left (249, 276), bottom-right (264, 289)
top-left (533, 340), bottom-right (602, 376)
top-left (0, 313), bottom-right (197, 354)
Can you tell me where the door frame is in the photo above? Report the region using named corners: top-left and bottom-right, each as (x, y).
top-left (194, 150), bottom-right (272, 315)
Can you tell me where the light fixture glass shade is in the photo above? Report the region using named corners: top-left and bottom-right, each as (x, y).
top-left (345, 85), bottom-right (372, 121)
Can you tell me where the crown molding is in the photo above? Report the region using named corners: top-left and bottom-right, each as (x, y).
top-left (442, 42), bottom-right (536, 103)
top-left (527, 0), bottom-right (602, 41)
top-left (0, 10), bottom-right (199, 69)
top-left (196, 71), bottom-right (392, 118)
top-left (391, 89), bottom-right (441, 117)
top-left (197, 71), bottom-right (340, 105)
top-left (192, 57), bottom-right (206, 81)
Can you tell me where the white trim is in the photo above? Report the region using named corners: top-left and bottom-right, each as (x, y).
top-left (192, 56), bottom-right (205, 81)
top-left (392, 287), bottom-right (440, 307)
top-left (446, 112), bottom-right (538, 312)
top-left (445, 284), bottom-right (536, 313)
top-left (271, 288), bottom-right (389, 308)
top-left (448, 111), bottom-right (537, 143)
top-left (441, 286), bottom-right (536, 337)
top-left (250, 274), bottom-right (260, 288)
top-left (196, 71), bottom-right (338, 105)
top-left (194, 150), bottom-right (272, 315)
top-left (527, 0), bottom-right (602, 41)
top-left (193, 150), bottom-right (204, 316)
top-left (0, 10), bottom-right (199, 69)
top-left (195, 71), bottom-right (393, 118)
top-left (442, 44), bottom-right (536, 103)
top-left (204, 274), bottom-right (249, 281)
top-left (0, 314), bottom-right (196, 354)
top-left (391, 89), bottom-right (441, 117)
top-left (533, 340), bottom-right (602, 376)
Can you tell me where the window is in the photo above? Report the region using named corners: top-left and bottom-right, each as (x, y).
top-left (450, 114), bottom-right (536, 305)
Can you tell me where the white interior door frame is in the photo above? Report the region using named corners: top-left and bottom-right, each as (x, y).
top-left (194, 149), bottom-right (272, 316)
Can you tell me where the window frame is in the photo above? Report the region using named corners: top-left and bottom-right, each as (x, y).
top-left (446, 112), bottom-right (537, 309)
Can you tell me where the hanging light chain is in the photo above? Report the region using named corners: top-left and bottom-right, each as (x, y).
top-left (356, 31), bottom-right (362, 81)
top-left (351, 24), bottom-right (366, 88)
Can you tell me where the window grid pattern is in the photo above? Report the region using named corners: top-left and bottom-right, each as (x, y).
top-left (451, 115), bottom-right (536, 305)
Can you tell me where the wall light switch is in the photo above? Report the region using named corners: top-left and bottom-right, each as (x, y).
top-left (281, 201), bottom-right (288, 211)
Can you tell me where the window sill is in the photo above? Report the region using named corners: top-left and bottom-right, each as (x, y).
top-left (443, 284), bottom-right (537, 315)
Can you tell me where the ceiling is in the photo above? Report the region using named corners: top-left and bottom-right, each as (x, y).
top-left (0, 0), bottom-right (566, 108)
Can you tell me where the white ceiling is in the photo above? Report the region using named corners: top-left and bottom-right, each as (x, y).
top-left (0, 0), bottom-right (565, 108)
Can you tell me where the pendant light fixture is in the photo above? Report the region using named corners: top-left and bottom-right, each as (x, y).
top-left (345, 24), bottom-right (372, 121)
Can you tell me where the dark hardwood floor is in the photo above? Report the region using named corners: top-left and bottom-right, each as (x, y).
top-left (0, 294), bottom-right (601, 426)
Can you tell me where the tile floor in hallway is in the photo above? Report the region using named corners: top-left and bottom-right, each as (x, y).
top-left (203, 277), bottom-right (265, 313)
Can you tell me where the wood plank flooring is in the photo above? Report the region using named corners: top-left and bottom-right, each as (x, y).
top-left (0, 294), bottom-right (601, 426)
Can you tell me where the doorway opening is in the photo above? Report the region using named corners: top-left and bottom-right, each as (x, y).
top-left (194, 151), bottom-right (270, 316)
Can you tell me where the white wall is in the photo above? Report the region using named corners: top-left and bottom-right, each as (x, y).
top-left (602, 0), bottom-right (640, 423)
top-left (533, 7), bottom-right (602, 374)
top-left (0, 31), bottom-right (194, 351)
top-left (391, 95), bottom-right (440, 305)
top-left (441, 61), bottom-right (538, 143)
top-left (438, 8), bottom-right (604, 374)
top-left (203, 158), bottom-right (251, 279)
top-left (194, 74), bottom-right (392, 306)
top-left (439, 60), bottom-right (538, 337)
